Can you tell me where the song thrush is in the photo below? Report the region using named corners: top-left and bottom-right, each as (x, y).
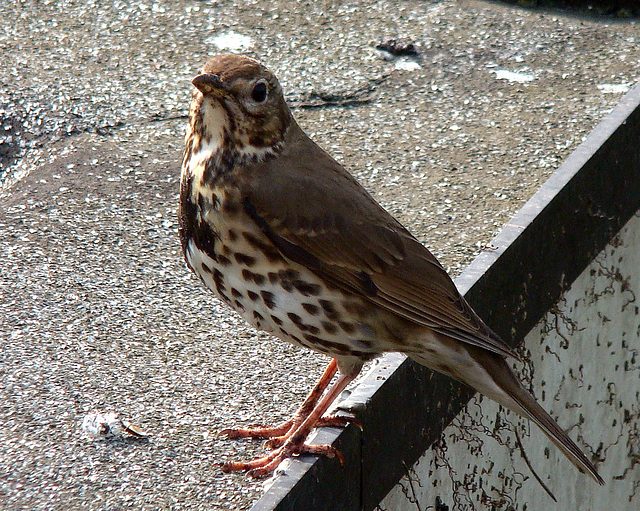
top-left (178, 54), bottom-right (604, 483)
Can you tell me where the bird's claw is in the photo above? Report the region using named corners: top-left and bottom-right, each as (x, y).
top-left (217, 420), bottom-right (292, 440)
top-left (220, 441), bottom-right (344, 478)
top-left (260, 415), bottom-right (357, 449)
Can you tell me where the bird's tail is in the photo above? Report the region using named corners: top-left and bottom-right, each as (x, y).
top-left (495, 364), bottom-right (604, 485)
top-left (410, 347), bottom-right (604, 485)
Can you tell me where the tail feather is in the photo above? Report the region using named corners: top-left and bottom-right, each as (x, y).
top-left (505, 379), bottom-right (604, 484)
top-left (476, 352), bottom-right (605, 485)
top-left (409, 343), bottom-right (604, 485)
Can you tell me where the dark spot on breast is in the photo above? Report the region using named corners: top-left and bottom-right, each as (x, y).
top-left (199, 127), bottom-right (236, 184)
top-left (242, 269), bottom-right (266, 285)
top-left (203, 153), bottom-right (233, 186)
top-left (271, 315), bottom-right (283, 326)
top-left (179, 175), bottom-right (199, 259)
top-left (293, 280), bottom-right (321, 296)
top-left (303, 334), bottom-right (326, 345)
top-left (321, 321), bottom-right (338, 334)
top-left (261, 290), bottom-right (276, 309)
top-left (306, 335), bottom-right (371, 359)
top-left (286, 312), bottom-right (319, 334)
top-left (279, 279), bottom-right (293, 292)
top-left (231, 288), bottom-right (243, 299)
top-left (319, 300), bottom-right (340, 320)
top-left (188, 212), bottom-right (219, 264)
top-left (302, 303), bottom-right (320, 316)
top-left (201, 262), bottom-right (213, 274)
top-left (339, 321), bottom-right (356, 334)
top-left (264, 248), bottom-right (283, 263)
top-left (243, 232), bottom-right (284, 263)
top-left (242, 231), bottom-right (266, 248)
top-left (196, 192), bottom-right (220, 213)
top-left (234, 300), bottom-right (244, 311)
top-left (279, 269), bottom-right (299, 280)
top-left (287, 312), bottom-right (302, 325)
top-left (277, 269), bottom-right (298, 291)
top-left (278, 329), bottom-right (303, 346)
top-left (217, 254), bottom-right (231, 266)
top-left (227, 229), bottom-right (238, 241)
top-left (268, 272), bottom-right (279, 284)
top-left (253, 311), bottom-right (264, 321)
top-left (247, 290), bottom-right (259, 301)
top-left (213, 269), bottom-right (226, 293)
top-left (234, 252), bottom-right (256, 267)
top-left (303, 334), bottom-right (349, 355)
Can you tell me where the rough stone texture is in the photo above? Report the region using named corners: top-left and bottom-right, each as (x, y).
top-left (1, 0), bottom-right (639, 509)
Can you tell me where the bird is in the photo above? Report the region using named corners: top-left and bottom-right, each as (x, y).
top-left (178, 54), bottom-right (604, 483)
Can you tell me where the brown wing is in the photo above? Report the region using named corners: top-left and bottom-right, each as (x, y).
top-left (241, 121), bottom-right (517, 360)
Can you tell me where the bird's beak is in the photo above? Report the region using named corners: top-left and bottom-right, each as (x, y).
top-left (192, 73), bottom-right (226, 96)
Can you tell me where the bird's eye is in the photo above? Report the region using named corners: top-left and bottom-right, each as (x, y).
top-left (251, 81), bottom-right (268, 103)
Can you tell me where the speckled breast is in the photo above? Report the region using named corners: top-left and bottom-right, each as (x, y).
top-left (183, 191), bottom-right (383, 362)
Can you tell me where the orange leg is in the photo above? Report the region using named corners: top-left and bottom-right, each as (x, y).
top-left (218, 359), bottom-right (351, 447)
top-left (220, 360), bottom-right (356, 478)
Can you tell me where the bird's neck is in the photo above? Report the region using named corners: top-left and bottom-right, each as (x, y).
top-left (183, 101), bottom-right (285, 190)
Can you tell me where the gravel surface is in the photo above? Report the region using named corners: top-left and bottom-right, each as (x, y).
top-left (1, 1), bottom-right (638, 509)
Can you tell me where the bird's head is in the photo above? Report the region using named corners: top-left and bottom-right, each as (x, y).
top-left (188, 54), bottom-right (292, 162)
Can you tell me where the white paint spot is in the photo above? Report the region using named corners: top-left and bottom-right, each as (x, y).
top-left (81, 412), bottom-right (149, 439)
top-left (597, 83), bottom-right (632, 94)
top-left (394, 60), bottom-right (421, 71)
top-left (494, 69), bottom-right (535, 83)
top-left (208, 31), bottom-right (254, 51)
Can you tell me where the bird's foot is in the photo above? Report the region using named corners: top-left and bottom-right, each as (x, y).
top-left (218, 360), bottom-right (356, 478)
top-left (262, 415), bottom-right (355, 448)
top-left (217, 419), bottom-right (293, 441)
top-left (218, 359), bottom-right (353, 446)
top-left (220, 440), bottom-right (344, 478)
top-left (218, 415), bottom-right (355, 448)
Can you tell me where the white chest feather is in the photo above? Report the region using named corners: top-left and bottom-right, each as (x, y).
top-left (185, 219), bottom-right (381, 359)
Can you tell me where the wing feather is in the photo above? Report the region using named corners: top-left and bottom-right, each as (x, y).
top-left (241, 121), bottom-right (518, 360)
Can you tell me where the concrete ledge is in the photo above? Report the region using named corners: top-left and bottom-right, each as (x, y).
top-left (251, 82), bottom-right (640, 511)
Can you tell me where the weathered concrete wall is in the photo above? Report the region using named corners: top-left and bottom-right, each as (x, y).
top-left (379, 212), bottom-right (640, 510)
